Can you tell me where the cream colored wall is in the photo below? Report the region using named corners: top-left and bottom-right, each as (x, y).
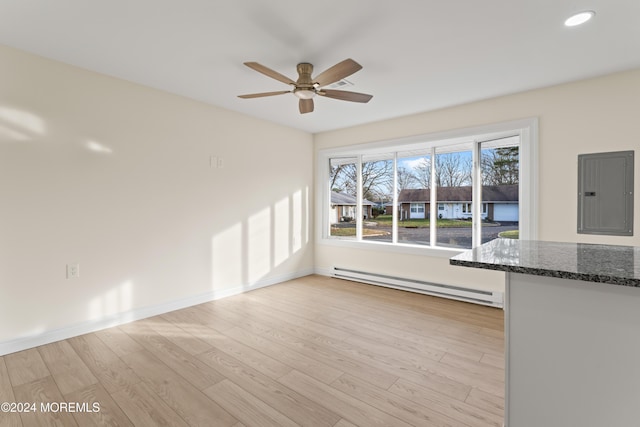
top-left (314, 68), bottom-right (640, 291)
top-left (2, 39), bottom-right (638, 350)
top-left (0, 44), bottom-right (314, 350)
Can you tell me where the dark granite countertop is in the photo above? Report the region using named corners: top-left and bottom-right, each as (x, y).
top-left (450, 239), bottom-right (640, 287)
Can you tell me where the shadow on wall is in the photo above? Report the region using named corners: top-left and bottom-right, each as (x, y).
top-left (211, 187), bottom-right (310, 292)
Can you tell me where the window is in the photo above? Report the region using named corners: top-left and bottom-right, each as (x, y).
top-left (410, 204), bottom-right (424, 213)
top-left (362, 153), bottom-right (393, 243)
top-left (397, 150), bottom-right (431, 244)
top-left (329, 157), bottom-right (357, 238)
top-left (435, 145), bottom-right (473, 248)
top-left (480, 138), bottom-right (520, 243)
top-left (462, 203), bottom-right (487, 214)
top-left (320, 118), bottom-right (537, 252)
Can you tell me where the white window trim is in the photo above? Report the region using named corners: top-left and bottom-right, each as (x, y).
top-left (316, 117), bottom-right (539, 257)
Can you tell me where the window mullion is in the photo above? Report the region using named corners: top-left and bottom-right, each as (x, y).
top-left (392, 152), bottom-right (398, 244)
top-left (356, 155), bottom-right (363, 241)
top-left (472, 140), bottom-right (482, 247)
top-left (429, 147), bottom-right (437, 246)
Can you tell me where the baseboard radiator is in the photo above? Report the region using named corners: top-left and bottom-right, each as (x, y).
top-left (332, 267), bottom-right (503, 308)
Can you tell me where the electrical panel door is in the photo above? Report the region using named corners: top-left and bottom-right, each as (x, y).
top-left (578, 150), bottom-right (634, 236)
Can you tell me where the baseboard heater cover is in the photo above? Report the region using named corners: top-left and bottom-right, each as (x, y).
top-left (332, 267), bottom-right (503, 308)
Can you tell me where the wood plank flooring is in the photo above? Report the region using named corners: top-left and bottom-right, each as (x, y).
top-left (0, 275), bottom-right (505, 427)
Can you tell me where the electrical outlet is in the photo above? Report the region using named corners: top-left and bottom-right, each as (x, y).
top-left (210, 155), bottom-right (224, 168)
top-left (67, 263), bottom-right (80, 279)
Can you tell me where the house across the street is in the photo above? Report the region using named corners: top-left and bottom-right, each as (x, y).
top-left (394, 184), bottom-right (519, 222)
top-left (330, 192), bottom-right (374, 223)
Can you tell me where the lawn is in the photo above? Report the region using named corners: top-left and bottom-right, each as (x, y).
top-left (330, 227), bottom-right (390, 237)
top-left (498, 229), bottom-right (519, 239)
top-left (371, 215), bottom-right (473, 228)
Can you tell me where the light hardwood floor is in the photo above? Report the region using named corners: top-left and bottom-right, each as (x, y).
top-left (0, 275), bottom-right (505, 427)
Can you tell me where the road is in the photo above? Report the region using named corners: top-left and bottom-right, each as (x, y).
top-left (361, 223), bottom-right (518, 248)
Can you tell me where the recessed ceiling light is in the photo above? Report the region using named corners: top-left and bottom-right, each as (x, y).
top-left (565, 10), bottom-right (595, 27)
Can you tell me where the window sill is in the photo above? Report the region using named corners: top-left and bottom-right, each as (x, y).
top-left (318, 237), bottom-right (465, 258)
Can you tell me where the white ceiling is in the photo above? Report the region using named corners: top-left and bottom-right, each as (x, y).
top-left (1, 0), bottom-right (639, 133)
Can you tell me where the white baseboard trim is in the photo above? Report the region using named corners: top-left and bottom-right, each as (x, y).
top-left (316, 266), bottom-right (503, 307)
top-left (0, 268), bottom-right (314, 356)
top-left (314, 266), bottom-right (333, 277)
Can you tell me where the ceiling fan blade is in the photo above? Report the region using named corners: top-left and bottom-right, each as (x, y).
top-left (318, 89), bottom-right (373, 103)
top-left (238, 90), bottom-right (291, 99)
top-left (314, 59), bottom-right (363, 87)
top-left (243, 62), bottom-right (296, 85)
top-left (299, 98), bottom-right (314, 114)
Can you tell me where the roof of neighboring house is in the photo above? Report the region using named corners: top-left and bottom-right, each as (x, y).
top-left (398, 185), bottom-right (519, 203)
top-left (331, 192), bottom-right (375, 206)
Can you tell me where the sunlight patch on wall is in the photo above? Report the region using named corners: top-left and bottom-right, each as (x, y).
top-left (248, 207), bottom-right (271, 283)
top-left (292, 189), bottom-right (303, 252)
top-left (304, 186), bottom-right (310, 245)
top-left (0, 106), bottom-right (46, 141)
top-left (88, 280), bottom-right (133, 320)
top-left (84, 140), bottom-right (114, 154)
top-left (211, 222), bottom-right (243, 288)
top-left (274, 197), bottom-right (290, 267)
top-left (0, 124), bottom-right (29, 141)
top-left (210, 187), bottom-right (310, 291)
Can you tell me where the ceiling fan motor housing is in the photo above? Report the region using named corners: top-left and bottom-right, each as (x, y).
top-left (294, 63), bottom-right (316, 99)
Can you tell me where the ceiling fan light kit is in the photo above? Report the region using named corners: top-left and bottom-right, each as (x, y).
top-left (294, 89), bottom-right (316, 99)
top-left (238, 58), bottom-right (373, 114)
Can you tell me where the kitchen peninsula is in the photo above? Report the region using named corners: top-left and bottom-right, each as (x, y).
top-left (451, 239), bottom-right (640, 427)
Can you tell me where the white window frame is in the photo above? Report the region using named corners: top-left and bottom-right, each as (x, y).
top-left (316, 118), bottom-right (538, 257)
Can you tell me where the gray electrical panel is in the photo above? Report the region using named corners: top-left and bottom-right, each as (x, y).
top-left (578, 150), bottom-right (634, 236)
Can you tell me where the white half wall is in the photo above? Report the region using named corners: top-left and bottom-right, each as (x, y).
top-left (0, 44), bottom-right (314, 354)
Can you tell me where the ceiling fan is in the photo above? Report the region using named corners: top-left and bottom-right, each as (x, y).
top-left (238, 58), bottom-right (373, 114)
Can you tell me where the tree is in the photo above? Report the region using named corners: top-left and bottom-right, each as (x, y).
top-left (329, 159), bottom-right (393, 201)
top-left (331, 163), bottom-right (357, 195)
top-left (413, 158), bottom-right (432, 189)
top-left (330, 163), bottom-right (346, 192)
top-left (396, 165), bottom-right (417, 191)
top-left (482, 147), bottom-right (519, 185)
top-left (435, 152), bottom-right (472, 187)
top-left (361, 160), bottom-right (393, 201)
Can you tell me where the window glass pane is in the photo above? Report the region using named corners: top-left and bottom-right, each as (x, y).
top-left (481, 140), bottom-right (520, 242)
top-left (434, 148), bottom-right (473, 249)
top-left (324, 129), bottom-right (527, 249)
top-left (396, 153), bottom-right (431, 245)
top-left (362, 154), bottom-right (393, 243)
top-left (329, 157), bottom-right (357, 238)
